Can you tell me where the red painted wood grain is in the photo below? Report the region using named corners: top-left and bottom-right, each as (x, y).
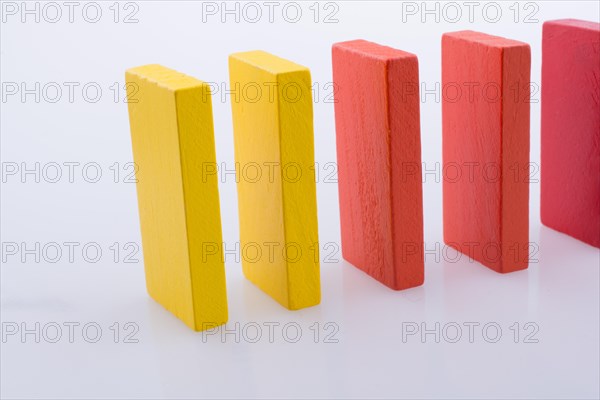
top-left (332, 39), bottom-right (424, 290)
top-left (541, 19), bottom-right (600, 248)
top-left (442, 31), bottom-right (531, 273)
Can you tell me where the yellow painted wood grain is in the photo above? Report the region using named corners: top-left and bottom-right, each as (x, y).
top-left (126, 64), bottom-right (227, 331)
top-left (229, 51), bottom-right (321, 310)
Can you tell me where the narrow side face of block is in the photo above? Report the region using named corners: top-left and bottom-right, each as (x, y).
top-left (126, 64), bottom-right (227, 330)
top-left (501, 45), bottom-right (531, 271)
top-left (541, 20), bottom-right (600, 248)
top-left (387, 49), bottom-right (425, 288)
top-left (175, 87), bottom-right (228, 330)
top-left (332, 40), bottom-right (424, 290)
top-left (442, 31), bottom-right (530, 273)
top-left (229, 51), bottom-right (320, 310)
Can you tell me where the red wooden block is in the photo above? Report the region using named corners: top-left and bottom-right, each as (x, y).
top-left (541, 19), bottom-right (600, 248)
top-left (442, 31), bottom-right (531, 273)
top-left (332, 39), bottom-right (424, 290)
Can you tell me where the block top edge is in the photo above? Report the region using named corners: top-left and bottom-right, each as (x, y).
top-left (229, 50), bottom-right (309, 75)
top-left (333, 39), bottom-right (417, 61)
top-left (125, 64), bottom-right (209, 91)
top-left (443, 30), bottom-right (529, 49)
top-left (543, 19), bottom-right (600, 32)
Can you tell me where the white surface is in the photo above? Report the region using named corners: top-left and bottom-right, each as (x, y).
top-left (1, 1), bottom-right (599, 399)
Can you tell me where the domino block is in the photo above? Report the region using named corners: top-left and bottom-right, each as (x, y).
top-left (541, 19), bottom-right (600, 248)
top-left (126, 64), bottom-right (227, 330)
top-left (442, 31), bottom-right (531, 273)
top-left (228, 51), bottom-right (320, 310)
top-left (332, 40), bottom-right (424, 290)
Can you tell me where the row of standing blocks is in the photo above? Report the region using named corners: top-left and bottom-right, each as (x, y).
top-left (126, 19), bottom-right (600, 331)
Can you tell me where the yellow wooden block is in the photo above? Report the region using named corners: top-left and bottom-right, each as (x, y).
top-left (126, 64), bottom-right (227, 331)
top-left (229, 51), bottom-right (321, 310)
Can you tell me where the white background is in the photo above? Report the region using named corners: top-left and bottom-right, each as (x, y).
top-left (1, 1), bottom-right (599, 399)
